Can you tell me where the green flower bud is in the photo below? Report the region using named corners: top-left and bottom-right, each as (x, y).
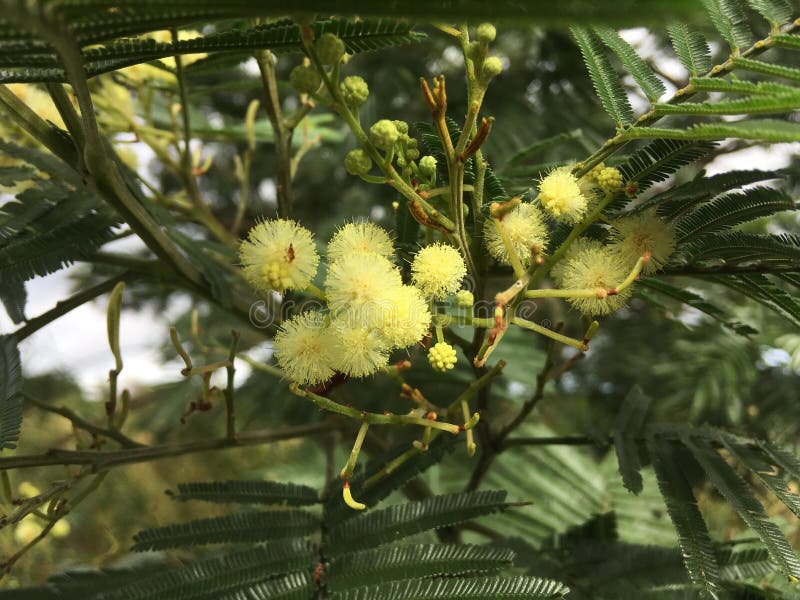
top-left (344, 149), bottom-right (373, 176)
top-left (419, 155), bottom-right (437, 177)
top-left (455, 289), bottom-right (474, 308)
top-left (482, 56), bottom-right (503, 79)
top-left (340, 75), bottom-right (369, 107)
top-left (406, 148), bottom-right (420, 160)
top-left (476, 23), bottom-right (496, 43)
top-left (392, 120), bottom-right (409, 135)
top-left (396, 156), bottom-right (407, 168)
top-left (369, 119), bottom-right (400, 151)
top-left (315, 33), bottom-right (345, 66)
top-left (407, 138), bottom-right (418, 149)
top-left (289, 65), bottom-right (321, 94)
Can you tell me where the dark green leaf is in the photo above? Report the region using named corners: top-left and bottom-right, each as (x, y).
top-left (614, 386), bottom-right (652, 494)
top-left (667, 23), bottom-right (712, 76)
top-left (326, 491), bottom-right (509, 556)
top-left (0, 335), bottom-right (22, 451)
top-left (131, 509), bottom-right (318, 550)
top-left (167, 480), bottom-right (320, 506)
top-left (593, 26), bottom-right (666, 101)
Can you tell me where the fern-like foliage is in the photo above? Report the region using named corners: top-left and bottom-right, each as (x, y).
top-left (166, 480), bottom-right (320, 505)
top-left (666, 22), bottom-right (712, 77)
top-left (570, 26), bottom-right (633, 127)
top-left (0, 142), bottom-right (120, 285)
top-left (0, 335), bottom-right (22, 451)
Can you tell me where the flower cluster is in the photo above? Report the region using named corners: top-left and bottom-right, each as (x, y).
top-left (241, 220), bottom-right (470, 383)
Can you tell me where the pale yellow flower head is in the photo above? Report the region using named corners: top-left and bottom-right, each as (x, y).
top-left (550, 238), bottom-right (605, 287)
top-left (538, 166), bottom-right (588, 223)
top-left (411, 243), bottom-right (467, 300)
top-left (609, 208), bottom-right (676, 274)
top-left (327, 222), bottom-right (394, 263)
top-left (14, 518), bottom-right (43, 544)
top-left (561, 246), bottom-right (632, 316)
top-left (379, 285), bottom-right (431, 349)
top-left (273, 311), bottom-right (335, 385)
top-left (325, 253), bottom-right (403, 320)
top-left (484, 203), bottom-right (549, 267)
top-left (329, 322), bottom-right (390, 378)
top-left (239, 219), bottom-right (320, 293)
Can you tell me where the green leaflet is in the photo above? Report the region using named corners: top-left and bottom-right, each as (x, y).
top-left (330, 575), bottom-right (568, 600)
top-left (674, 186), bottom-right (796, 242)
top-left (746, 0), bottom-right (794, 26)
top-left (593, 26), bottom-right (666, 101)
top-left (571, 26), bottom-right (634, 127)
top-left (653, 93), bottom-right (800, 116)
top-left (0, 335), bottom-right (22, 451)
top-left (646, 433), bottom-right (722, 596)
top-left (0, 19), bottom-right (427, 83)
top-left (666, 23), bottom-right (711, 76)
top-left (613, 386), bottom-right (652, 495)
top-left (166, 480), bottom-right (320, 506)
top-left (131, 509), bottom-right (319, 551)
top-left (96, 541), bottom-right (315, 600)
top-left (701, 0), bottom-right (753, 52)
top-left (622, 120), bottom-right (800, 142)
top-left (731, 57), bottom-right (800, 83)
top-left (326, 490), bottom-right (510, 556)
top-left (689, 77), bottom-right (799, 96)
top-left (326, 544), bottom-right (515, 592)
top-left (617, 138), bottom-right (715, 194)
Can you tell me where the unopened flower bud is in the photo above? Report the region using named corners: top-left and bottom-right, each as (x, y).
top-left (369, 119), bottom-right (400, 151)
top-left (340, 76), bottom-right (369, 107)
top-left (429, 342), bottom-right (457, 372)
top-left (344, 149), bottom-right (373, 176)
top-left (476, 23), bottom-right (496, 43)
top-left (597, 166), bottom-right (623, 193)
top-left (289, 65), bottom-right (321, 94)
top-left (455, 289), bottom-right (474, 308)
top-left (315, 33), bottom-right (346, 66)
top-left (419, 155), bottom-right (437, 177)
top-left (393, 120), bottom-right (409, 135)
top-left (406, 148), bottom-right (420, 160)
top-left (482, 56), bottom-right (503, 79)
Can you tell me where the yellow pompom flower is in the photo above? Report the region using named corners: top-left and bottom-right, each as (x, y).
top-left (484, 203), bottom-right (549, 267)
top-left (329, 322), bottom-right (390, 377)
top-left (597, 167), bottom-right (623, 193)
top-left (411, 243), bottom-right (467, 300)
top-left (379, 285), bottom-right (431, 349)
top-left (51, 519), bottom-right (71, 539)
top-left (327, 222), bottom-right (394, 263)
top-left (429, 342), bottom-right (457, 372)
top-left (561, 246), bottom-right (632, 316)
top-left (609, 208), bottom-right (676, 274)
top-left (550, 238), bottom-right (606, 287)
top-left (325, 254), bottom-right (403, 320)
top-left (538, 166), bottom-right (588, 223)
top-left (273, 311), bottom-right (335, 385)
top-left (239, 219), bottom-right (320, 293)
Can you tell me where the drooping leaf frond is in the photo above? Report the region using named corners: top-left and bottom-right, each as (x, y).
top-left (570, 26), bottom-right (634, 127)
top-left (646, 434), bottom-right (722, 596)
top-left (666, 22), bottom-right (712, 77)
top-left (681, 432), bottom-right (800, 579)
top-left (593, 26), bottom-right (666, 101)
top-left (709, 273), bottom-right (800, 327)
top-left (746, 0), bottom-right (794, 26)
top-left (701, 0), bottom-right (753, 52)
top-left (614, 386), bottom-right (651, 494)
top-left (0, 335), bottom-right (22, 451)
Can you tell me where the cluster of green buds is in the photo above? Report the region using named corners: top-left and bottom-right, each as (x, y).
top-left (466, 23), bottom-right (503, 84)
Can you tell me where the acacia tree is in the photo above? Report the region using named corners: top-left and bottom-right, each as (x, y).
top-left (1, 1), bottom-right (800, 598)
